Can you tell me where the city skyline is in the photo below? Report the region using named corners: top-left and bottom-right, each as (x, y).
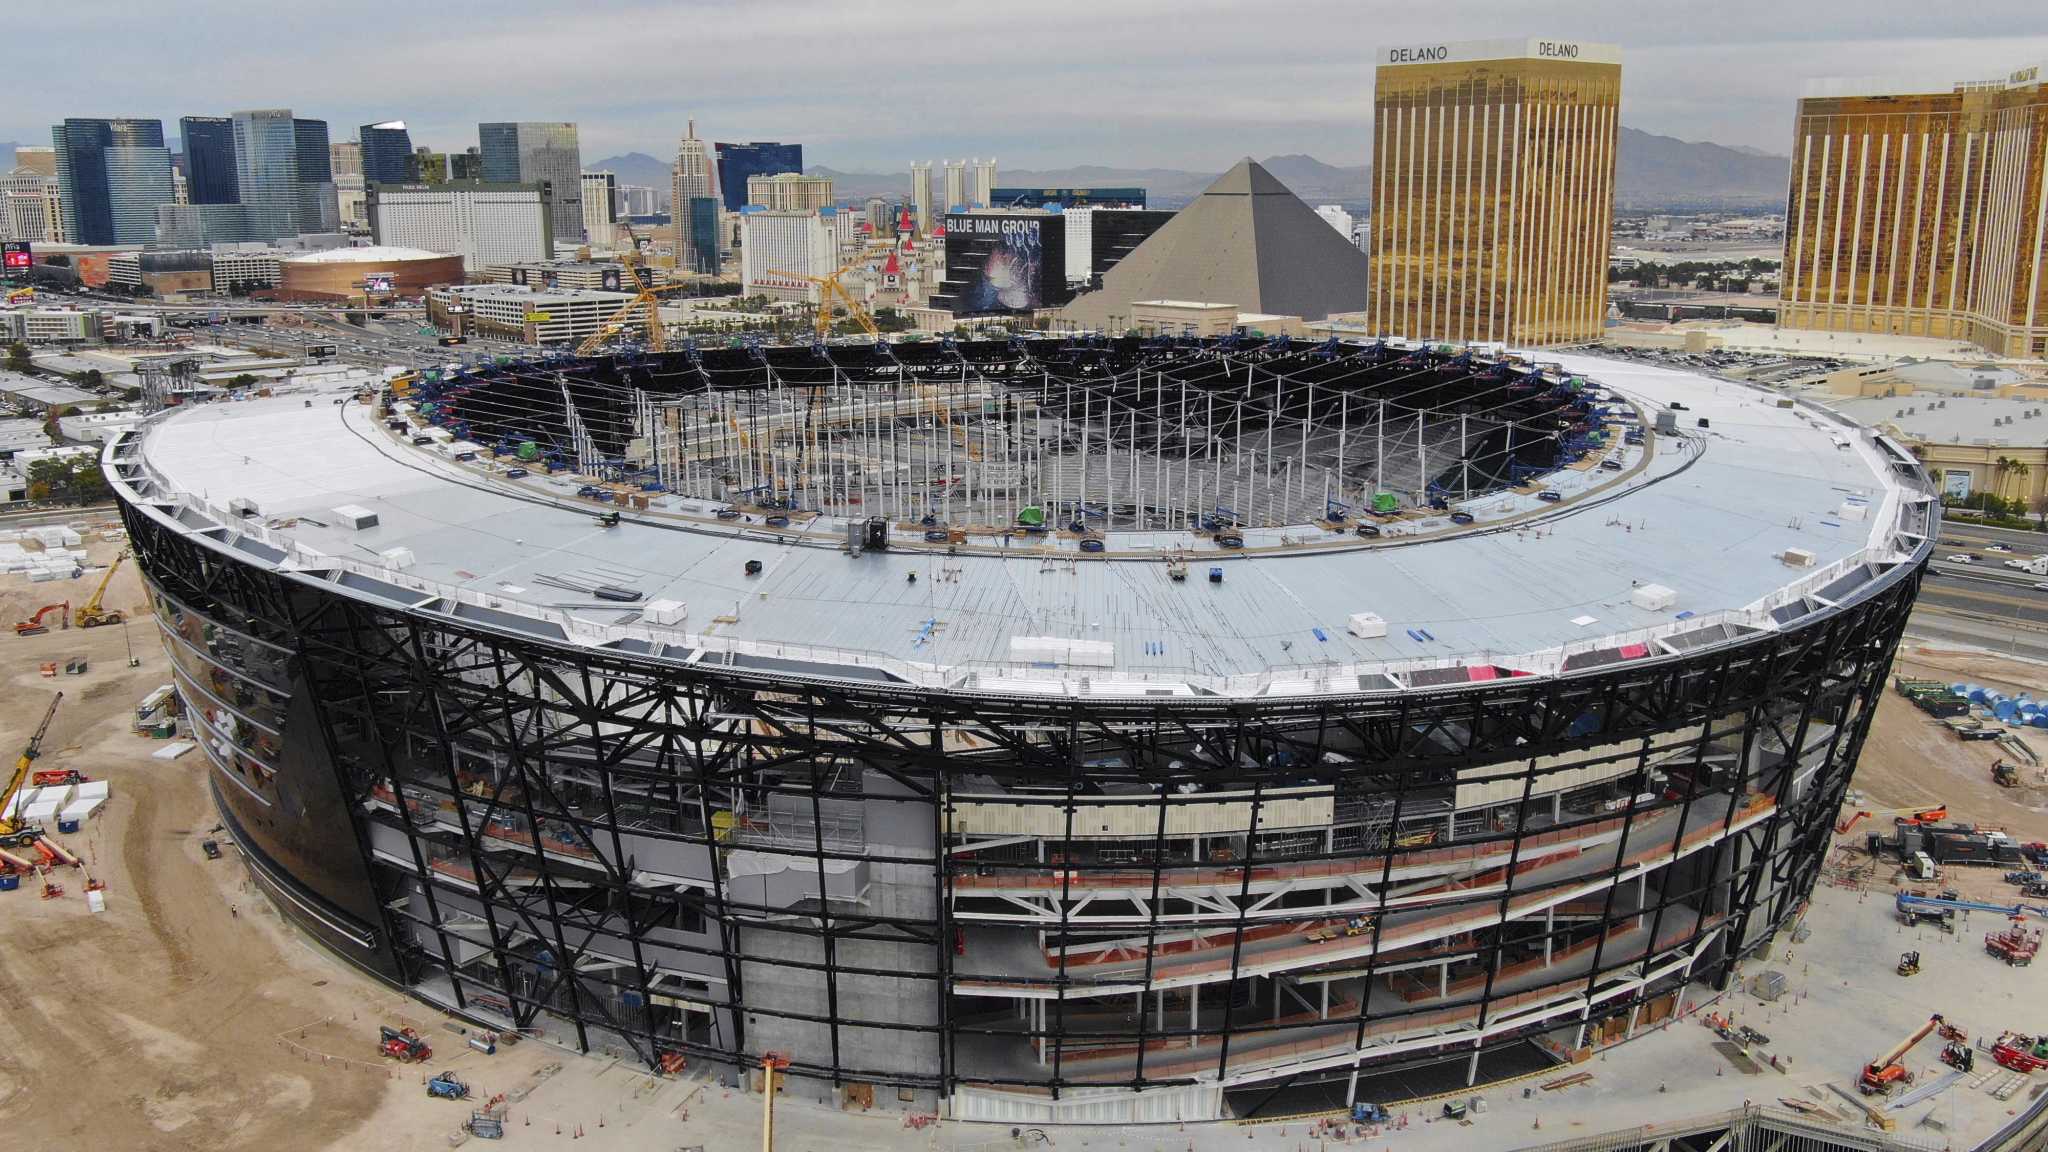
top-left (6, 2), bottom-right (2046, 170)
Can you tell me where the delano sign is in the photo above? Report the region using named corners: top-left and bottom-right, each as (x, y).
top-left (1379, 38), bottom-right (1620, 67)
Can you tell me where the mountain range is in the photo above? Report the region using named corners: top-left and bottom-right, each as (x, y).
top-left (590, 127), bottom-right (1788, 212)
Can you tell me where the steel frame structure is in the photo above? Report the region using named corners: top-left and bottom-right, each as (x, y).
top-left (111, 339), bottom-right (1933, 1123)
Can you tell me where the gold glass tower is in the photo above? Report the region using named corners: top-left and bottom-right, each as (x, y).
top-left (1780, 65), bottom-right (2048, 358)
top-left (1370, 39), bottom-right (1621, 347)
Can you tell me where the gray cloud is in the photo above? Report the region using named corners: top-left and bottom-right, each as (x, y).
top-left (11, 1), bottom-right (2048, 169)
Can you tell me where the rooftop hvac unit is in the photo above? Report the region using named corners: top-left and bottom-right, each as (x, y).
top-left (332, 504), bottom-right (379, 531)
top-left (1781, 547), bottom-right (1817, 568)
top-left (642, 598), bottom-right (687, 626)
top-left (1630, 583), bottom-right (1677, 612)
top-left (379, 547), bottom-right (416, 570)
top-left (1653, 410), bottom-right (1678, 434)
top-left (1346, 612), bottom-right (1388, 639)
top-left (227, 497), bottom-right (260, 518)
top-left (1837, 500), bottom-right (1868, 521)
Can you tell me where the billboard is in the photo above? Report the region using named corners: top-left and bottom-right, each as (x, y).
top-left (1942, 469), bottom-right (1972, 501)
top-left (363, 274), bottom-right (395, 294)
top-left (2, 241), bottom-right (31, 271)
top-left (307, 343), bottom-right (337, 358)
top-left (600, 268), bottom-right (623, 292)
top-left (948, 215), bottom-right (1048, 313)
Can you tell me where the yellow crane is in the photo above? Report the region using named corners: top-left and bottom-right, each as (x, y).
top-left (574, 220), bottom-right (692, 356)
top-left (3, 693), bottom-right (63, 848)
top-left (75, 549), bottom-right (128, 628)
top-left (765, 259), bottom-right (879, 342)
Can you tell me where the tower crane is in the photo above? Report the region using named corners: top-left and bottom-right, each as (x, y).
top-left (574, 220), bottom-right (693, 356)
top-left (765, 259), bottom-right (879, 342)
top-left (75, 549), bottom-right (128, 628)
top-left (3, 693), bottom-right (63, 848)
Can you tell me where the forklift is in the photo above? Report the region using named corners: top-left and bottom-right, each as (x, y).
top-left (1897, 950), bottom-right (1921, 976)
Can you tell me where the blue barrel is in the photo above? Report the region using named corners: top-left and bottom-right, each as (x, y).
top-left (57, 817), bottom-right (80, 834)
top-left (1969, 685), bottom-right (1990, 703)
top-left (2034, 713), bottom-right (2048, 729)
top-left (0, 873), bottom-right (17, 891)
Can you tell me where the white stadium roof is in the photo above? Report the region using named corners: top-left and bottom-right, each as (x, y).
top-left (111, 350), bottom-right (1929, 699)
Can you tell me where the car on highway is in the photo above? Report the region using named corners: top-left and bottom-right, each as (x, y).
top-left (1945, 554), bottom-right (1975, 563)
top-left (2037, 582), bottom-right (2048, 592)
top-left (1985, 542), bottom-right (2014, 553)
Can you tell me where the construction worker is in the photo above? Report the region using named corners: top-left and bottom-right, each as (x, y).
top-left (230, 903), bottom-right (239, 918)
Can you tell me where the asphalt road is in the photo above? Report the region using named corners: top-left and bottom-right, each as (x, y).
top-left (1912, 521), bottom-right (2048, 659)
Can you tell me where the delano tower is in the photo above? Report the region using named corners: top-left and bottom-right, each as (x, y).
top-left (1369, 39), bottom-right (1621, 347)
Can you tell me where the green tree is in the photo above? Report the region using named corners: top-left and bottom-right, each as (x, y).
top-left (81, 369), bottom-right (104, 388)
top-left (228, 373), bottom-right (259, 390)
top-left (5, 341), bottom-right (31, 373)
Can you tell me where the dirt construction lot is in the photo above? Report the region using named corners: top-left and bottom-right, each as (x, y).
top-left (1854, 644), bottom-right (2048, 844)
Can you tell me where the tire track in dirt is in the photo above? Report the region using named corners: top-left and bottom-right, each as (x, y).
top-left (122, 781), bottom-right (198, 984)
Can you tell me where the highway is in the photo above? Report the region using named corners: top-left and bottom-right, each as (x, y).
top-left (1914, 520), bottom-right (2048, 660)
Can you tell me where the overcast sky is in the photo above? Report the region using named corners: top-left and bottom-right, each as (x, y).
top-left (11, 1), bottom-right (2048, 172)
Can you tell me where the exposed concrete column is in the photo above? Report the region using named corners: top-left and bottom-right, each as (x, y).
top-left (1466, 1046), bottom-right (1481, 1085)
top-left (1156, 988), bottom-right (1164, 1031)
top-left (1553, 792), bottom-right (1562, 822)
top-left (1189, 984), bottom-right (1199, 1048)
top-left (1321, 982), bottom-right (1330, 1018)
top-left (1346, 1064), bottom-right (1360, 1107)
top-left (1544, 905), bottom-right (1555, 966)
top-left (1440, 962), bottom-right (1449, 997)
top-left (1036, 998), bottom-right (1047, 1067)
top-left (1273, 977), bottom-right (1281, 1017)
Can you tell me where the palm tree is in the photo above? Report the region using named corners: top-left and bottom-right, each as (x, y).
top-left (2007, 459), bottom-right (2032, 504)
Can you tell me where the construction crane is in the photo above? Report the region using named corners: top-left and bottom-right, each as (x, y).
top-left (1836, 803), bottom-right (1948, 836)
top-left (75, 549), bottom-right (128, 628)
top-left (766, 259), bottom-right (879, 342)
top-left (1860, 1013), bottom-right (1945, 1095)
top-left (759, 1052), bottom-right (791, 1152)
top-left (14, 601), bottom-right (69, 636)
top-left (574, 220), bottom-right (693, 355)
top-left (2, 693), bottom-right (63, 848)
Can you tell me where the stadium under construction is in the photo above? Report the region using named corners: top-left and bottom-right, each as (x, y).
top-left (108, 335), bottom-right (1935, 1124)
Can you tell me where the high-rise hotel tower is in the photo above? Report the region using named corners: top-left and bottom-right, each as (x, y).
top-left (1370, 39), bottom-right (1621, 347)
top-left (1780, 65), bottom-right (2048, 358)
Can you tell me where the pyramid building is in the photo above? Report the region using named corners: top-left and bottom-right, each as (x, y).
top-left (1060, 158), bottom-right (1371, 329)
